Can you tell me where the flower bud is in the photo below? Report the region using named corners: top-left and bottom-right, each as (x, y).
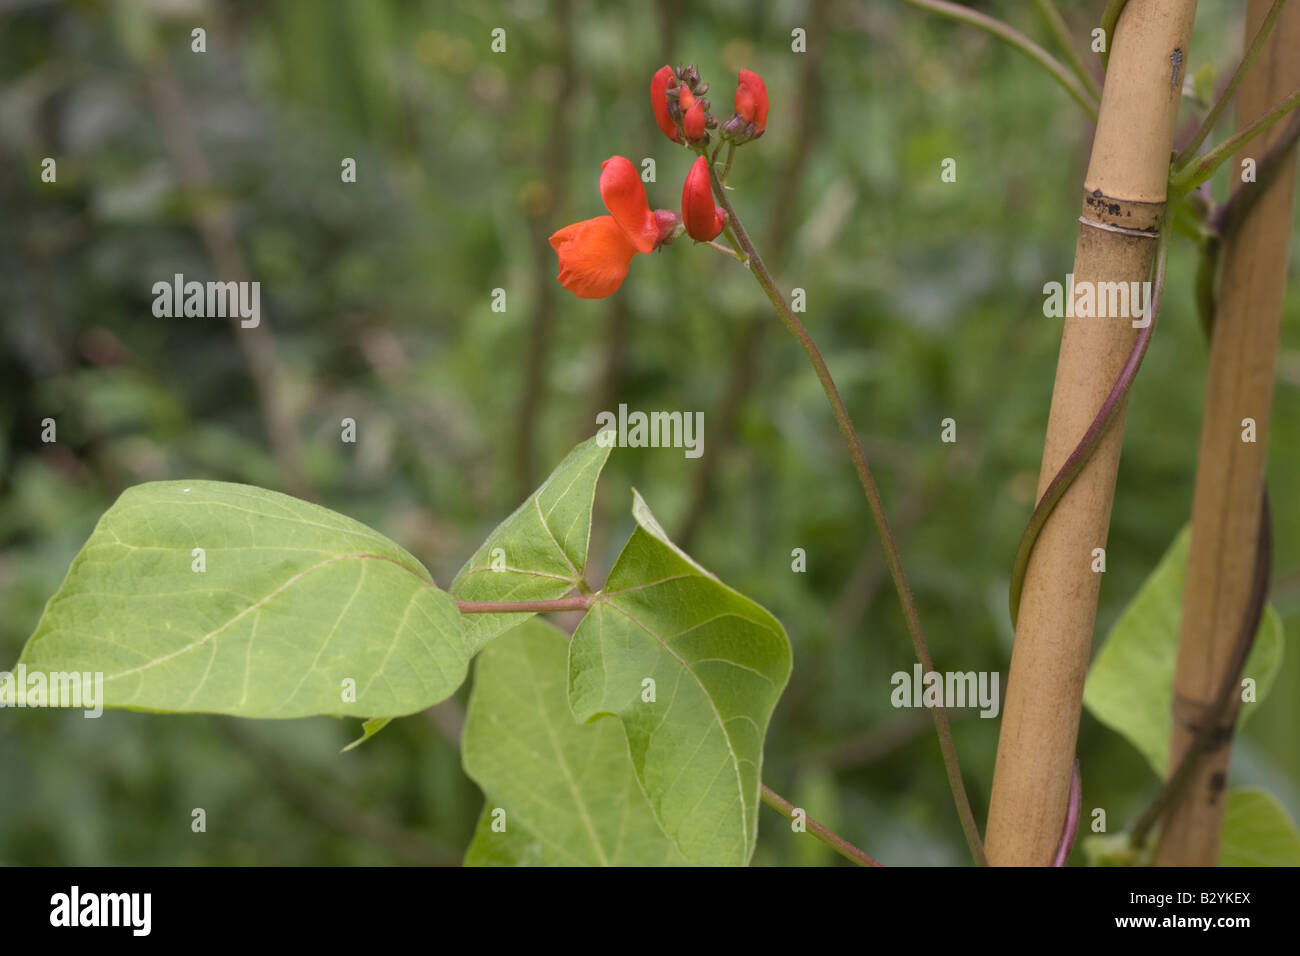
top-left (654, 208), bottom-right (684, 246)
top-left (662, 69), bottom-right (714, 145)
top-left (651, 65), bottom-right (682, 143)
top-left (683, 101), bottom-right (708, 143)
top-left (681, 155), bottom-right (726, 242)
top-left (723, 69), bottom-right (769, 145)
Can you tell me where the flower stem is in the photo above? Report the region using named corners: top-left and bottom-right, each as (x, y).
top-left (705, 239), bottom-right (745, 261)
top-left (760, 784), bottom-right (883, 867)
top-left (708, 163), bottom-right (988, 866)
top-left (455, 596), bottom-right (592, 614)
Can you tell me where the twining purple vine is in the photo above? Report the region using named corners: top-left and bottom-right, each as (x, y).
top-left (1007, 230), bottom-right (1168, 626)
top-left (1052, 759), bottom-right (1082, 867)
top-left (1007, 226), bottom-right (1167, 865)
top-left (1012, 182), bottom-right (1276, 856)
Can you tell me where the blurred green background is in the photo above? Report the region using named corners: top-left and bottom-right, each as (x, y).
top-left (1, 0), bottom-right (1295, 866)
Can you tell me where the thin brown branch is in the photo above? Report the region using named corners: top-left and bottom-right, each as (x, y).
top-left (142, 63), bottom-right (314, 502)
top-left (709, 161), bottom-right (987, 866)
top-left (514, 0), bottom-right (576, 501)
top-left (760, 784), bottom-right (884, 866)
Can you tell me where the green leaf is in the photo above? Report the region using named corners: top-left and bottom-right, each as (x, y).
top-left (342, 716), bottom-right (392, 752)
top-left (18, 481), bottom-right (466, 719)
top-left (463, 805), bottom-right (546, 866)
top-left (462, 618), bottom-right (687, 866)
top-left (1080, 788), bottom-right (1300, 866)
top-left (568, 492), bottom-right (793, 866)
top-left (1083, 525), bottom-right (1284, 776)
top-left (1219, 788), bottom-right (1300, 866)
top-left (1081, 833), bottom-right (1144, 867)
top-left (451, 436), bottom-right (611, 652)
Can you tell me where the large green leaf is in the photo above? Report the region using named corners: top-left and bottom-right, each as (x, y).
top-left (451, 436), bottom-right (611, 652)
top-left (1083, 525), bottom-right (1284, 776)
top-left (1219, 788), bottom-right (1300, 866)
top-left (462, 618), bottom-right (687, 866)
top-left (18, 481), bottom-right (465, 718)
top-left (568, 492), bottom-right (793, 866)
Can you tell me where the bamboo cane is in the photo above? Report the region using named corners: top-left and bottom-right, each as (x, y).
top-left (1155, 0), bottom-right (1300, 866)
top-left (985, 0), bottom-right (1198, 866)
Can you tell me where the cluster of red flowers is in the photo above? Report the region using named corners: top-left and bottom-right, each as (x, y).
top-left (549, 64), bottom-right (770, 299)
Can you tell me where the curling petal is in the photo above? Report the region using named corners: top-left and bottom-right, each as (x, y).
top-left (599, 156), bottom-right (658, 253)
top-left (549, 215), bottom-right (639, 299)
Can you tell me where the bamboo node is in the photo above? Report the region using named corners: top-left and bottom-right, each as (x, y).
top-left (1080, 188), bottom-right (1164, 234)
top-left (1171, 691), bottom-right (1239, 751)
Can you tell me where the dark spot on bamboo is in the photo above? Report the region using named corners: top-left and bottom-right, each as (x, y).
top-left (1209, 771), bottom-right (1226, 804)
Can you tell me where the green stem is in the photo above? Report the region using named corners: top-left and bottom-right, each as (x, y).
top-left (705, 238), bottom-right (744, 260)
top-left (1175, 0), bottom-right (1289, 168)
top-left (1170, 83), bottom-right (1300, 194)
top-left (1033, 0), bottom-right (1102, 102)
top-left (1098, 0), bottom-right (1129, 70)
top-left (760, 784), bottom-right (883, 867)
top-left (903, 0), bottom-right (1099, 120)
top-left (719, 141), bottom-right (737, 187)
top-left (708, 163), bottom-right (988, 867)
top-left (1212, 107), bottom-right (1300, 236)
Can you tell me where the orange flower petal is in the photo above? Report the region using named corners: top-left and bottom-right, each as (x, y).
top-left (599, 156), bottom-right (658, 254)
top-left (549, 215), bottom-right (639, 299)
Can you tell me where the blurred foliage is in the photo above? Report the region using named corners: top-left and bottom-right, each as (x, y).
top-left (0, 0), bottom-right (1296, 866)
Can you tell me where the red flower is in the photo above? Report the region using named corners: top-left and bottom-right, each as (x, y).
top-left (651, 65), bottom-right (682, 143)
top-left (722, 69), bottom-right (768, 144)
top-left (549, 156), bottom-right (677, 299)
top-left (681, 155), bottom-right (726, 242)
top-left (734, 69), bottom-right (768, 131)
